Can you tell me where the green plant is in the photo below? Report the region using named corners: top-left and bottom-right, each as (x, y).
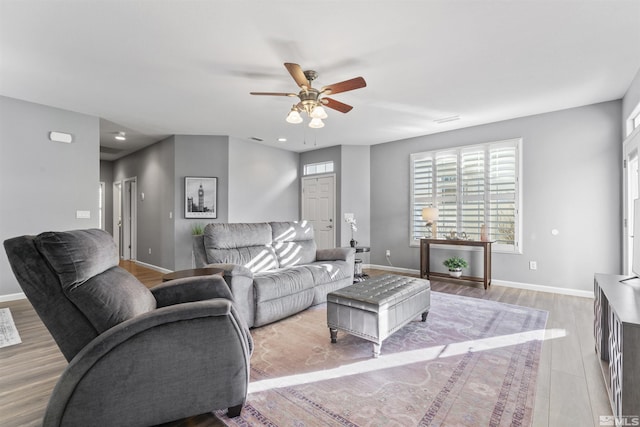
top-left (191, 223), bottom-right (205, 235)
top-left (443, 256), bottom-right (468, 270)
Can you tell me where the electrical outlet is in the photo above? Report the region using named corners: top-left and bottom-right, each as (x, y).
top-left (148, 248), bottom-right (152, 255)
top-left (529, 261), bottom-right (537, 270)
top-left (386, 249), bottom-right (391, 257)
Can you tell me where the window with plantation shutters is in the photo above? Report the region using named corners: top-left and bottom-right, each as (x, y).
top-left (410, 138), bottom-right (522, 253)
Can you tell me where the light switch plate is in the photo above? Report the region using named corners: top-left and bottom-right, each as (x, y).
top-left (76, 210), bottom-right (91, 219)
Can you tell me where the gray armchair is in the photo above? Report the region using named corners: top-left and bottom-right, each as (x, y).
top-left (3, 229), bottom-right (252, 427)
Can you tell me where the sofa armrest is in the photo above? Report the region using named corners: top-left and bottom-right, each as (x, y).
top-left (205, 262), bottom-right (254, 279)
top-left (316, 247), bottom-right (355, 263)
top-left (44, 299), bottom-right (252, 426)
top-left (150, 274), bottom-right (233, 308)
top-left (192, 234), bottom-right (208, 267)
top-left (202, 263), bottom-right (255, 328)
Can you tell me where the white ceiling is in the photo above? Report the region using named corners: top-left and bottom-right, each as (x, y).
top-left (1, 1), bottom-right (639, 160)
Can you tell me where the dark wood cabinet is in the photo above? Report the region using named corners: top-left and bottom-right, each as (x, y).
top-left (593, 273), bottom-right (640, 421)
top-left (420, 239), bottom-right (493, 289)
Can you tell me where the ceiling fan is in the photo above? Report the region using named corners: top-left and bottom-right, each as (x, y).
top-left (250, 63), bottom-right (366, 128)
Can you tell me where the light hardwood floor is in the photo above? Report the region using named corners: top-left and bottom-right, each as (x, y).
top-left (0, 263), bottom-right (611, 427)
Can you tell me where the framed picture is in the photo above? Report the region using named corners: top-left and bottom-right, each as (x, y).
top-left (185, 177), bottom-right (217, 219)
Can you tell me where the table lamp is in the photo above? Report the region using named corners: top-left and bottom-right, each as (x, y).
top-left (421, 207), bottom-right (439, 238)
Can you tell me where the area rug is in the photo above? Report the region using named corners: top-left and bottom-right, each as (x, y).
top-left (217, 292), bottom-right (548, 427)
top-left (0, 308), bottom-right (21, 348)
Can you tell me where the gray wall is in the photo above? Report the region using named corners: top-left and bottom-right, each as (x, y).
top-left (340, 145), bottom-right (371, 250)
top-left (110, 134), bottom-right (301, 272)
top-left (371, 101), bottom-right (622, 292)
top-left (0, 96), bottom-right (100, 296)
top-left (228, 137), bottom-right (299, 222)
top-left (174, 135), bottom-right (229, 270)
top-left (113, 136), bottom-right (175, 269)
top-left (113, 134), bottom-right (231, 271)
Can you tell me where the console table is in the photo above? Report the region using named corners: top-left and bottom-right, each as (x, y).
top-left (593, 273), bottom-right (640, 422)
top-left (420, 239), bottom-right (493, 289)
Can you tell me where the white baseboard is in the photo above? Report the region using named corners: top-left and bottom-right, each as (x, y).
top-left (366, 264), bottom-right (594, 299)
top-left (491, 280), bottom-right (594, 298)
top-left (133, 260), bottom-right (173, 274)
top-left (364, 264), bottom-right (418, 276)
top-left (0, 292), bottom-right (26, 303)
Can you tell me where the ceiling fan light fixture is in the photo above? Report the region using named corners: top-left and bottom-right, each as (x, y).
top-left (310, 105), bottom-right (328, 119)
top-left (252, 63), bottom-right (367, 130)
top-left (286, 107), bottom-right (303, 124)
top-left (308, 117), bottom-right (325, 129)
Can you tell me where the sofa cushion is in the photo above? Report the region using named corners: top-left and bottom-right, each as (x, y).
top-left (35, 229), bottom-right (120, 289)
top-left (66, 267), bottom-right (157, 333)
top-left (204, 247), bottom-right (278, 273)
top-left (254, 289), bottom-right (315, 327)
top-left (304, 260), bottom-right (353, 285)
top-left (253, 266), bottom-right (315, 303)
top-left (204, 223), bottom-right (279, 273)
top-left (270, 221), bottom-right (317, 267)
top-left (35, 229), bottom-right (156, 333)
top-left (204, 223), bottom-right (272, 249)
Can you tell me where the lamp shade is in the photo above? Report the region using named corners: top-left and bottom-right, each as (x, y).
top-left (310, 105), bottom-right (328, 119)
top-left (286, 109), bottom-right (303, 124)
top-left (309, 117), bottom-right (325, 128)
top-left (421, 207), bottom-right (439, 222)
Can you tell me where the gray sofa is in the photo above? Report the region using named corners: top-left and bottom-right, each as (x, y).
top-left (193, 221), bottom-right (355, 327)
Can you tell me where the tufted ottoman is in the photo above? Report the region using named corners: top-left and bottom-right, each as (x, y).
top-left (327, 274), bottom-right (430, 357)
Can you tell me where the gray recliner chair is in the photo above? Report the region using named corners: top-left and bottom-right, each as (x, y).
top-left (3, 228), bottom-right (253, 427)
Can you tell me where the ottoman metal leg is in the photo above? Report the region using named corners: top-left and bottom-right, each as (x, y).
top-left (422, 311), bottom-right (429, 322)
top-left (373, 343), bottom-right (381, 358)
top-left (330, 327), bottom-right (338, 343)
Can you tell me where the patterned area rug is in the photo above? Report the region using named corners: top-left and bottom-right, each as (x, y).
top-left (217, 292), bottom-right (548, 426)
top-left (0, 308), bottom-right (21, 348)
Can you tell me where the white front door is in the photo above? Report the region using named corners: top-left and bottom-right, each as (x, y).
top-left (624, 131), bottom-right (640, 274)
top-left (302, 174), bottom-right (336, 249)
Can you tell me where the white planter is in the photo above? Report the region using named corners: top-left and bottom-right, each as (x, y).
top-left (449, 269), bottom-right (462, 278)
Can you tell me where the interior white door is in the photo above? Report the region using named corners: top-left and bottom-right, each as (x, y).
top-left (302, 174), bottom-right (335, 249)
top-left (113, 182), bottom-right (122, 257)
top-left (122, 178), bottom-right (137, 260)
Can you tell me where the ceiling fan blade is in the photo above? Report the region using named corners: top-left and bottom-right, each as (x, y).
top-left (321, 77), bottom-right (366, 95)
top-left (284, 63), bottom-right (310, 89)
top-left (322, 97), bottom-right (353, 113)
top-left (250, 92), bottom-right (297, 97)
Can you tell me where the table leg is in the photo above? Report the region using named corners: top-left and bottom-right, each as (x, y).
top-left (425, 242), bottom-right (431, 279)
top-left (482, 243), bottom-right (490, 289)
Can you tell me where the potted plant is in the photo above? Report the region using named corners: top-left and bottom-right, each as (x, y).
top-left (443, 256), bottom-right (468, 278)
top-left (191, 223), bottom-right (204, 235)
